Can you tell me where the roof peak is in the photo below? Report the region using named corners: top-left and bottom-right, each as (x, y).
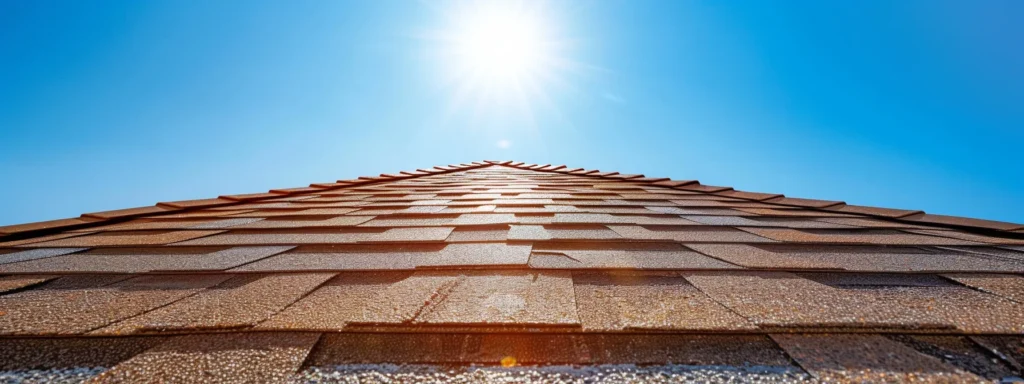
top-left (2, 160), bottom-right (1021, 240)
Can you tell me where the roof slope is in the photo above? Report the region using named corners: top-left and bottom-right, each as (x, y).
top-left (1, 161), bottom-right (1023, 382)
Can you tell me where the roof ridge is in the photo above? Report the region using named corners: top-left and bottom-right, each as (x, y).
top-left (2, 160), bottom-right (1021, 241)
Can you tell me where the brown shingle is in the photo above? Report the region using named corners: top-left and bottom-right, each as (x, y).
top-left (681, 215), bottom-right (854, 228)
top-left (686, 271), bottom-right (1024, 332)
top-left (81, 205), bottom-right (176, 220)
top-left (772, 334), bottom-right (983, 383)
top-left (644, 206), bottom-right (754, 215)
top-left (234, 243), bottom-right (530, 271)
top-left (231, 251), bottom-right (418, 271)
top-left (650, 180), bottom-right (698, 188)
top-left (24, 230), bottom-right (224, 247)
top-left (676, 184), bottom-right (733, 193)
top-left (445, 226), bottom-right (510, 242)
top-left (970, 336), bottom-right (1024, 372)
top-left (713, 190), bottom-right (784, 201)
top-left (220, 192), bottom-right (283, 201)
top-left (814, 216), bottom-right (934, 228)
top-left (764, 197), bottom-right (844, 208)
top-left (682, 272), bottom-right (934, 329)
top-left (608, 225), bottom-right (775, 243)
top-left (87, 218), bottom-right (261, 231)
top-left (0, 217), bottom-right (100, 236)
top-left (0, 337), bottom-right (167, 371)
top-left (824, 204), bottom-right (923, 218)
top-left (412, 271), bottom-right (578, 326)
top-left (0, 274), bottom-right (230, 335)
top-left (95, 273), bottom-right (335, 334)
top-left (91, 333), bottom-right (319, 384)
top-left (733, 207), bottom-right (854, 217)
top-left (890, 335), bottom-right (1020, 380)
top-left (905, 213), bottom-right (1024, 231)
top-left (509, 224), bottom-right (622, 240)
top-left (573, 272), bottom-right (755, 331)
top-left (693, 244), bottom-right (1023, 272)
top-left (739, 227), bottom-right (982, 245)
top-left (0, 246), bottom-right (293, 274)
top-left (943, 273), bottom-right (1024, 303)
top-left (257, 272), bottom-right (444, 330)
top-left (231, 215), bottom-right (373, 228)
top-left (937, 245), bottom-right (1024, 263)
top-left (173, 227), bottom-right (454, 245)
top-left (0, 247), bottom-right (87, 265)
top-left (417, 243), bottom-right (531, 268)
top-left (529, 243), bottom-right (740, 270)
top-left (0, 231), bottom-right (97, 246)
top-left (551, 213), bottom-right (699, 225)
top-left (903, 228), bottom-right (1024, 245)
top-left (156, 198), bottom-right (236, 209)
top-left (0, 275), bottom-right (57, 293)
top-left (796, 272), bottom-right (955, 287)
top-left (358, 213), bottom-right (515, 227)
top-left (685, 244), bottom-right (843, 270)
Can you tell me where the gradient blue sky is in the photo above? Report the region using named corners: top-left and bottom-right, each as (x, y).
top-left (2, 0), bottom-right (1022, 226)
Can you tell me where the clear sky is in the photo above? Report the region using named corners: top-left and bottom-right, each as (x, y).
top-left (2, 0), bottom-right (1022, 226)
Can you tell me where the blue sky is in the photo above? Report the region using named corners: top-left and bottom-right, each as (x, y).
top-left (2, 0), bottom-right (1022, 226)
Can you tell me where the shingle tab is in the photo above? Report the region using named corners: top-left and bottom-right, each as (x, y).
top-left (0, 274), bottom-right (230, 335)
top-left (530, 243), bottom-right (740, 270)
top-left (92, 333), bottom-right (320, 384)
top-left (509, 224), bottom-right (622, 240)
top-left (943, 273), bottom-right (1024, 303)
top-left (685, 271), bottom-right (1024, 332)
top-left (0, 217), bottom-right (99, 236)
top-left (234, 243), bottom-right (530, 271)
top-left (905, 213), bottom-right (1024, 231)
top-left (232, 215), bottom-right (373, 228)
top-left (0, 275), bottom-right (57, 293)
top-left (173, 227), bottom-right (454, 245)
top-left (257, 272), bottom-right (446, 330)
top-left (0, 246), bottom-right (293, 273)
top-left (412, 271), bottom-right (579, 326)
top-left (739, 227), bottom-right (982, 245)
top-left (903, 228), bottom-right (1024, 245)
top-left (81, 205), bottom-right (176, 220)
top-left (24, 230), bottom-right (224, 247)
top-left (772, 334), bottom-right (982, 382)
top-left (0, 247), bottom-right (86, 265)
top-left (687, 244), bottom-right (1022, 272)
top-left (608, 225), bottom-right (775, 243)
top-left (573, 272), bottom-right (755, 331)
top-left (156, 197), bottom-right (236, 209)
top-left (95, 273), bottom-right (335, 334)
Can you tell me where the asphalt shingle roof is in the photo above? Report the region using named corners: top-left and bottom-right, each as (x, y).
top-left (0, 160), bottom-right (1022, 382)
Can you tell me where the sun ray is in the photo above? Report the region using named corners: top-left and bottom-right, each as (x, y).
top-left (417, 0), bottom-right (586, 129)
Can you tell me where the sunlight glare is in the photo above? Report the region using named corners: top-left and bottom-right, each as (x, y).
top-left (424, 1), bottom-right (581, 128)
top-left (454, 6), bottom-right (547, 85)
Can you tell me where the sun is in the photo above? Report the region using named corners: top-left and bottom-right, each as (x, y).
top-left (452, 5), bottom-right (548, 85)
top-left (421, 1), bottom-right (576, 121)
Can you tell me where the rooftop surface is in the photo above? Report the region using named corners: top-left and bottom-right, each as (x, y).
top-left (0, 161), bottom-right (1022, 383)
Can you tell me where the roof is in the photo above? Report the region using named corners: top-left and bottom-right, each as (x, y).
top-left (1, 160), bottom-right (1022, 383)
